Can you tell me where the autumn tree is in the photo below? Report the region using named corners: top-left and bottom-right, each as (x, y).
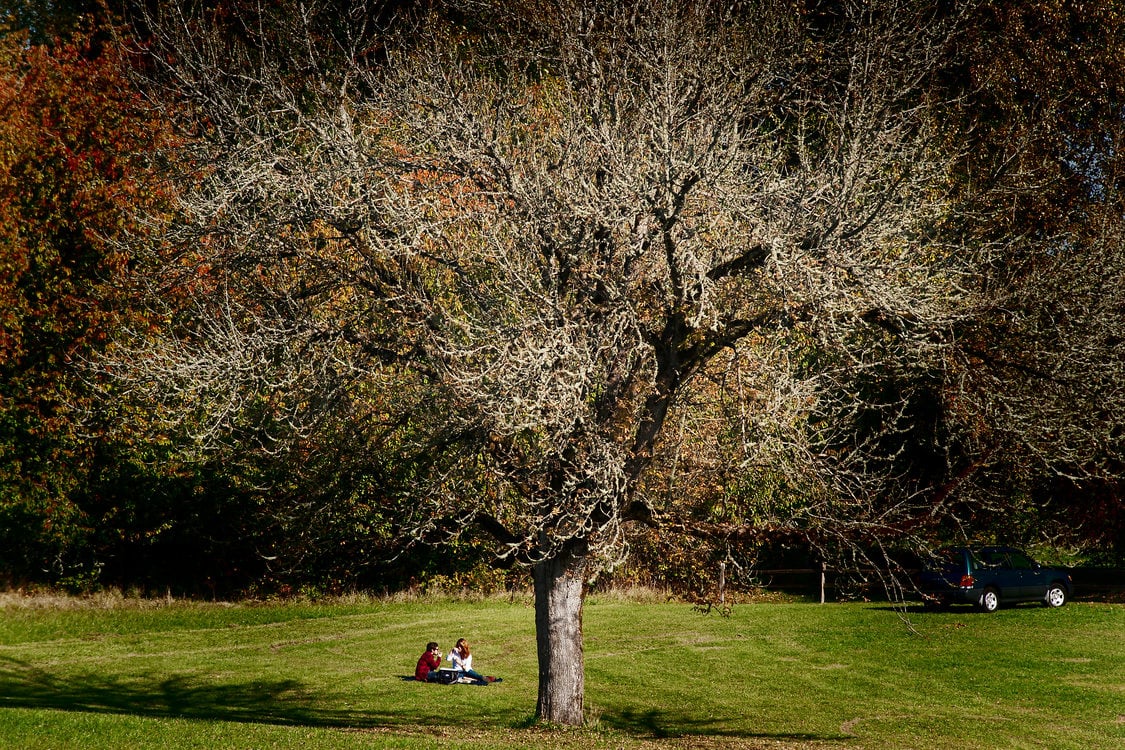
top-left (103, 0), bottom-right (1123, 723)
top-left (632, 0), bottom-right (1125, 579)
top-left (0, 21), bottom-right (171, 585)
top-left (0, 0), bottom-right (106, 43)
top-left (915, 0), bottom-right (1125, 553)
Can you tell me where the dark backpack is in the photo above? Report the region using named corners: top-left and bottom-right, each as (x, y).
top-left (430, 669), bottom-right (458, 684)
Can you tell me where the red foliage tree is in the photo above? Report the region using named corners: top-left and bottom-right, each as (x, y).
top-left (0, 25), bottom-right (168, 585)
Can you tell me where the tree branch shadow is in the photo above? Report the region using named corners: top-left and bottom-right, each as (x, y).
top-left (599, 707), bottom-right (849, 744)
top-left (2, 657), bottom-right (847, 743)
top-left (0, 656), bottom-right (409, 729)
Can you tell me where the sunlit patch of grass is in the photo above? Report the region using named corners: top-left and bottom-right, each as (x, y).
top-left (0, 592), bottom-right (1121, 749)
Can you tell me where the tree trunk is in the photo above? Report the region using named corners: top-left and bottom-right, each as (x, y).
top-left (532, 538), bottom-right (588, 725)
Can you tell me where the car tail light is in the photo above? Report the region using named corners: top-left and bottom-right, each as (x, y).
top-left (959, 575), bottom-right (975, 588)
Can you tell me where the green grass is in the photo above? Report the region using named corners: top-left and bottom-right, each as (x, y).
top-left (0, 593), bottom-right (1121, 749)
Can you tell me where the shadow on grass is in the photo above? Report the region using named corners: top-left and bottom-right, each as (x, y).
top-left (0, 657), bottom-right (845, 744)
top-left (597, 707), bottom-right (847, 744)
top-left (871, 603), bottom-right (1051, 615)
top-left (0, 656), bottom-right (449, 730)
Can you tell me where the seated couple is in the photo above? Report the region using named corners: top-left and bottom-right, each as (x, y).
top-left (415, 638), bottom-right (501, 684)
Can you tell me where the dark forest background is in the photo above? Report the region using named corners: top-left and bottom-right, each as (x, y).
top-left (1, 0), bottom-right (1122, 599)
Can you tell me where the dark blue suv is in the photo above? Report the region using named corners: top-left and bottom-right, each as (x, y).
top-left (916, 546), bottom-right (1072, 612)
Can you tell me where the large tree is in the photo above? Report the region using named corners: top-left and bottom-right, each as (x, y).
top-left (103, 0), bottom-right (1123, 723)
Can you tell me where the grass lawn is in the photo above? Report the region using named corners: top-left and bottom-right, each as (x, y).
top-left (0, 592), bottom-right (1121, 749)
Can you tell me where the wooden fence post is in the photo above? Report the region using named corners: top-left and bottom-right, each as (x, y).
top-left (719, 561), bottom-right (726, 605)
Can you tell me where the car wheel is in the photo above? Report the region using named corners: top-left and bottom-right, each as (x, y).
top-left (1044, 583), bottom-right (1067, 608)
top-left (978, 587), bottom-right (1000, 613)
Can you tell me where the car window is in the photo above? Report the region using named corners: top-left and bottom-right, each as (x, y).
top-left (977, 549), bottom-right (1006, 568)
top-left (1008, 551), bottom-right (1033, 569)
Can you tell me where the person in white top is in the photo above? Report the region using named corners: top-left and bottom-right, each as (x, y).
top-left (448, 638), bottom-right (499, 684)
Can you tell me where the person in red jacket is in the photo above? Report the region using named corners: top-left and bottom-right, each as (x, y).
top-left (415, 641), bottom-right (442, 681)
